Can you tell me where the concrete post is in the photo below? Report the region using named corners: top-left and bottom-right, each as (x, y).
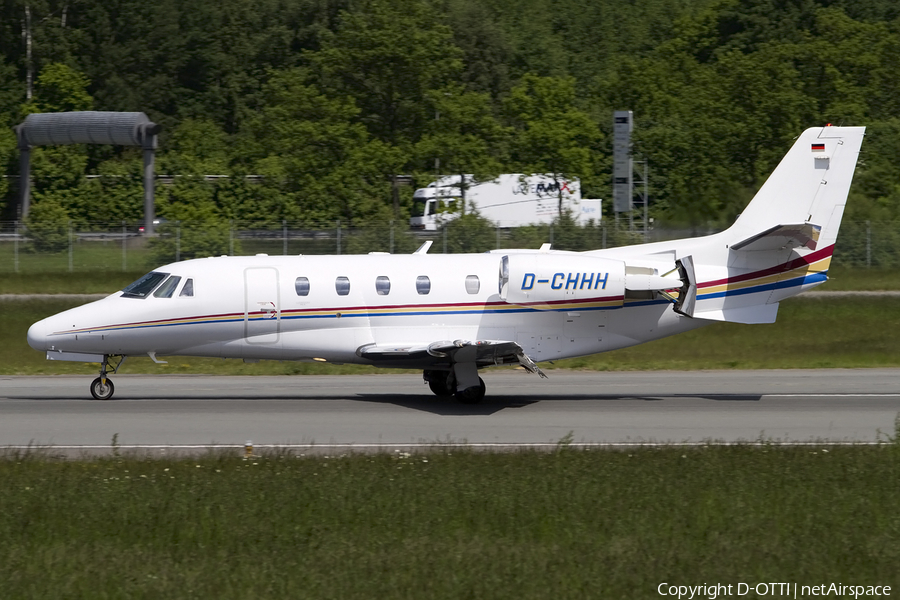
top-left (18, 146), bottom-right (30, 220)
top-left (143, 147), bottom-right (155, 235)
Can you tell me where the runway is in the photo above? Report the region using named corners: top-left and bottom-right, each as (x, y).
top-left (2, 369), bottom-right (900, 453)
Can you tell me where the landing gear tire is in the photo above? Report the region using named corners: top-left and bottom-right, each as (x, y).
top-left (429, 379), bottom-right (452, 396)
top-left (90, 377), bottom-right (115, 400)
top-left (455, 377), bottom-right (486, 404)
top-left (424, 370), bottom-right (454, 397)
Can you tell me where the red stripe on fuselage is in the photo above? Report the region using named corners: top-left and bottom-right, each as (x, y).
top-left (66, 295), bottom-right (625, 334)
top-left (697, 245), bottom-right (833, 290)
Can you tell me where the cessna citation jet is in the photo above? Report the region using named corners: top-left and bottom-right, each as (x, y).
top-left (28, 126), bottom-right (865, 402)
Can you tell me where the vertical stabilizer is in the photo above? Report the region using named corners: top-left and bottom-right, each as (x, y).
top-left (686, 126), bottom-right (864, 322)
top-left (727, 126), bottom-right (865, 249)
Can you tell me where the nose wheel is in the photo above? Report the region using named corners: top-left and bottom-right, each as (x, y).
top-left (90, 355), bottom-right (125, 400)
top-left (90, 376), bottom-right (115, 400)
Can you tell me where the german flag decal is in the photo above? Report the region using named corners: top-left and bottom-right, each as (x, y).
top-left (811, 143), bottom-right (825, 152)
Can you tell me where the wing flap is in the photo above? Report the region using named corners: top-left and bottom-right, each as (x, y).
top-left (357, 340), bottom-right (547, 377)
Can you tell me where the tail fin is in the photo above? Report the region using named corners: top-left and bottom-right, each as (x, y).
top-left (684, 126), bottom-right (865, 324)
top-left (728, 126), bottom-right (866, 251)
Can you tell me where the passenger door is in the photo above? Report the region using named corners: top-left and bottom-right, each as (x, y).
top-left (244, 267), bottom-right (280, 344)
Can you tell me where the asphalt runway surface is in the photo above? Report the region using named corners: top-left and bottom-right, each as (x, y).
top-left (2, 369), bottom-right (900, 453)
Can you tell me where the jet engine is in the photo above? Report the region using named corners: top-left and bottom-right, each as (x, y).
top-left (499, 254), bottom-right (627, 308)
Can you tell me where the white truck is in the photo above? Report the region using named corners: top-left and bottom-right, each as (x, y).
top-left (409, 174), bottom-right (601, 230)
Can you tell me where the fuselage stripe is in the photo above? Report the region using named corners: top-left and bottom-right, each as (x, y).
top-left (52, 296), bottom-right (625, 335)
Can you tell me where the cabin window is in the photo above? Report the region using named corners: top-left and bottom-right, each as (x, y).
top-left (375, 276), bottom-right (391, 296)
top-left (153, 275), bottom-right (182, 298)
top-left (416, 276), bottom-right (431, 295)
top-left (465, 275), bottom-right (480, 294)
top-left (179, 278), bottom-right (194, 297)
top-left (335, 276), bottom-right (351, 296)
top-left (295, 277), bottom-right (310, 296)
top-left (121, 271), bottom-right (169, 299)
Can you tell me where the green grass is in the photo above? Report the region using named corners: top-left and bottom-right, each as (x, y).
top-left (4, 296), bottom-right (900, 375)
top-left (820, 265), bottom-right (900, 290)
top-left (558, 295), bottom-right (900, 371)
top-left (0, 240), bottom-right (154, 275)
top-left (0, 446), bottom-right (898, 599)
top-left (0, 271), bottom-right (148, 294)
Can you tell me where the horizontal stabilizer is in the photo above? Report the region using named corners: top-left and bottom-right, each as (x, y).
top-left (731, 223), bottom-right (821, 252)
top-left (693, 303), bottom-right (779, 324)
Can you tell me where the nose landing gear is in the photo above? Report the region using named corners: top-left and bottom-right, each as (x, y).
top-left (90, 355), bottom-right (126, 400)
top-left (90, 376), bottom-right (115, 400)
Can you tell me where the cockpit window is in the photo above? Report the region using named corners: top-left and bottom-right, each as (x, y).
top-left (153, 276), bottom-right (182, 298)
top-left (179, 278), bottom-right (194, 297)
top-left (121, 271), bottom-right (169, 299)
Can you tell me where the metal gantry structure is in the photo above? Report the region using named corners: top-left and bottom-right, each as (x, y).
top-left (14, 111), bottom-right (160, 233)
top-left (612, 110), bottom-right (649, 240)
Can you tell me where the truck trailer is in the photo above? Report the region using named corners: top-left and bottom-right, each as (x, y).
top-left (409, 174), bottom-right (601, 231)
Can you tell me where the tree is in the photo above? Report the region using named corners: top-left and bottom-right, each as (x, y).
top-left (26, 62), bottom-right (93, 113)
top-left (311, 0), bottom-right (463, 146)
top-left (24, 196), bottom-right (69, 252)
top-left (414, 85), bottom-right (509, 209)
top-left (160, 119), bottom-right (230, 175)
top-left (240, 68), bottom-right (401, 224)
top-left (149, 176), bottom-right (231, 262)
top-left (504, 74), bottom-right (601, 214)
top-left (443, 212), bottom-right (495, 253)
top-left (0, 117), bottom-right (15, 214)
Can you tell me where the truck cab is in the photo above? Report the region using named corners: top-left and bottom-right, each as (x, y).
top-left (409, 177), bottom-right (467, 231)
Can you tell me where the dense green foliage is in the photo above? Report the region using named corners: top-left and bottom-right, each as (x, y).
top-left (0, 446), bottom-right (898, 598)
top-left (2, 0), bottom-right (900, 229)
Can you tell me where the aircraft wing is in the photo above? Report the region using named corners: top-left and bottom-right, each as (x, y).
top-left (356, 339), bottom-right (547, 377)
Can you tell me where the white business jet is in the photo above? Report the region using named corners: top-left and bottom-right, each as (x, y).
top-left (27, 126), bottom-right (865, 402)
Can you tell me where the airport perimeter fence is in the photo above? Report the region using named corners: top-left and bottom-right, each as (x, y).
top-left (0, 219), bottom-right (897, 274)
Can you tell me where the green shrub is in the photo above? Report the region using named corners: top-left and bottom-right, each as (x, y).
top-left (25, 200), bottom-right (70, 253)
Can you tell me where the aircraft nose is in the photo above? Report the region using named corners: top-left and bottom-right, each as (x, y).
top-left (27, 318), bottom-right (54, 351)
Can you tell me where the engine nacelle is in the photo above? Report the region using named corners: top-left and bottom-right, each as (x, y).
top-left (499, 253), bottom-right (626, 309)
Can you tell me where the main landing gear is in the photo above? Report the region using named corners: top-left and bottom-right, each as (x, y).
top-left (90, 355), bottom-right (126, 400)
top-left (423, 369), bottom-right (486, 404)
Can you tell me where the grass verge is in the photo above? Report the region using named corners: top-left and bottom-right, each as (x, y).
top-left (820, 265), bottom-right (900, 290)
top-left (0, 446), bottom-right (898, 599)
top-left (4, 296), bottom-right (900, 375)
